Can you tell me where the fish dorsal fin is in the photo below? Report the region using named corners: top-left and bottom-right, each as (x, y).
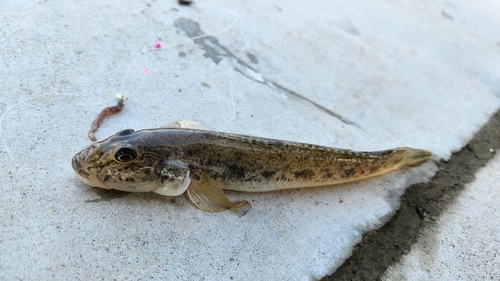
top-left (153, 160), bottom-right (191, 196)
top-left (162, 120), bottom-right (211, 130)
top-left (187, 171), bottom-right (251, 216)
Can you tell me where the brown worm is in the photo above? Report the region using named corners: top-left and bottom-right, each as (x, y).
top-left (88, 96), bottom-right (127, 141)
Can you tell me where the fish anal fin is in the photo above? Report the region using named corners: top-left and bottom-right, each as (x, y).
top-left (187, 171), bottom-right (251, 216)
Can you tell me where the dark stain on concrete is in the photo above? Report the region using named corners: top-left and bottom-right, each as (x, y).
top-left (174, 18), bottom-right (224, 64)
top-left (336, 17), bottom-right (361, 37)
top-left (246, 52), bottom-right (258, 64)
top-left (323, 109), bottom-right (500, 280)
top-left (441, 10), bottom-right (454, 21)
top-left (173, 17), bottom-right (361, 128)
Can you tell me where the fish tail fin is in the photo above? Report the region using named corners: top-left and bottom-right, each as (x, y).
top-left (393, 147), bottom-right (432, 168)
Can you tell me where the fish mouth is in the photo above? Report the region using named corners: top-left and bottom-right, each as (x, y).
top-left (75, 173), bottom-right (111, 190)
top-left (72, 149), bottom-right (111, 190)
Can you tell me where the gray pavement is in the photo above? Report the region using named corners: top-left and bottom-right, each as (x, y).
top-left (1, 0), bottom-right (500, 280)
top-left (383, 152), bottom-right (500, 280)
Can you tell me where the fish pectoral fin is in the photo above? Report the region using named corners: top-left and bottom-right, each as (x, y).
top-left (153, 160), bottom-right (191, 196)
top-left (187, 171), bottom-right (251, 216)
top-left (162, 120), bottom-right (211, 131)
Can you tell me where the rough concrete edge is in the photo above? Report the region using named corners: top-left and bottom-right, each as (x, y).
top-left (322, 109), bottom-right (500, 281)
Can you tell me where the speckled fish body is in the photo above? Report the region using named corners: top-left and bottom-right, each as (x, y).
top-left (72, 128), bottom-right (431, 215)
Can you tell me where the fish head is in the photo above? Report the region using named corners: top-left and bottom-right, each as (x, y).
top-left (72, 129), bottom-right (166, 193)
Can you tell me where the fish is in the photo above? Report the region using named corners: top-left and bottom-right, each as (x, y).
top-left (72, 125), bottom-right (431, 216)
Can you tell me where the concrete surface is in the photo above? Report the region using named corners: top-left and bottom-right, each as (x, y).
top-left (326, 111), bottom-right (500, 280)
top-left (382, 152), bottom-right (500, 281)
top-left (1, 0), bottom-right (500, 280)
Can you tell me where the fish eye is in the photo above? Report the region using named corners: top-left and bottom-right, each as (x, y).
top-left (115, 129), bottom-right (135, 136)
top-left (114, 145), bottom-right (137, 162)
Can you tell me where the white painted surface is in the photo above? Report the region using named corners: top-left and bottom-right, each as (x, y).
top-left (383, 152), bottom-right (500, 281)
top-left (1, 0), bottom-right (499, 280)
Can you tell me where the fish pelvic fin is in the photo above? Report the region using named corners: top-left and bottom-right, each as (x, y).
top-left (187, 170), bottom-right (251, 216)
top-left (392, 147), bottom-right (432, 168)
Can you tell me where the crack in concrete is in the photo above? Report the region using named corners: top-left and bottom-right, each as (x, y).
top-left (174, 17), bottom-right (360, 128)
top-left (323, 109), bottom-right (500, 280)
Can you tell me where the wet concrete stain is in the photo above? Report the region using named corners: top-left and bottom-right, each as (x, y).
top-left (173, 17), bottom-right (361, 128)
top-left (323, 109), bottom-right (500, 280)
top-left (246, 52), bottom-right (258, 64)
top-left (174, 18), bottom-right (224, 64)
top-left (335, 17), bottom-right (361, 37)
top-left (441, 10), bottom-right (454, 21)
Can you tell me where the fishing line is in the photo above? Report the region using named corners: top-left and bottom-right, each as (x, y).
top-left (0, 92), bottom-right (91, 204)
top-left (118, 2), bottom-right (245, 122)
top-left (1, 2), bottom-right (246, 193)
top-left (0, 92), bottom-right (63, 177)
top-left (196, 3), bottom-right (250, 122)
